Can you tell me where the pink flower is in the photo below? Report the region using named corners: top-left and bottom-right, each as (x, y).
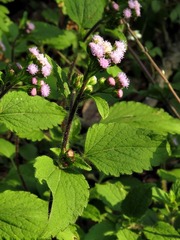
top-left (112, 1), bottom-right (119, 11)
top-left (89, 42), bottom-right (105, 58)
top-left (41, 83), bottom-right (51, 97)
top-left (32, 77), bottom-right (38, 85)
top-left (29, 47), bottom-right (39, 56)
top-left (134, 0), bottom-right (141, 16)
top-left (115, 41), bottom-right (127, 53)
top-left (26, 22), bottom-right (35, 33)
top-left (98, 57), bottom-right (111, 69)
top-left (103, 41), bottom-right (113, 54)
top-left (40, 80), bottom-right (45, 86)
top-left (110, 49), bottom-right (124, 64)
top-left (41, 65), bottom-right (52, 77)
top-left (123, 8), bottom-right (132, 19)
top-left (117, 89), bottom-right (123, 98)
top-left (92, 35), bottom-right (104, 44)
top-left (31, 87), bottom-right (37, 96)
top-left (27, 63), bottom-right (39, 75)
top-left (108, 77), bottom-right (116, 86)
top-left (128, 0), bottom-right (135, 9)
top-left (118, 72), bottom-right (130, 88)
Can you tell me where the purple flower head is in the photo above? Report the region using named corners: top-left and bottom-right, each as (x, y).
top-left (29, 46), bottom-right (39, 57)
top-left (123, 8), bottom-right (132, 19)
top-left (117, 89), bottom-right (123, 98)
top-left (27, 63), bottom-right (39, 75)
top-left (32, 77), bottom-right (38, 85)
top-left (89, 42), bottom-right (105, 58)
top-left (134, 0), bottom-right (141, 16)
top-left (41, 83), bottom-right (51, 97)
top-left (92, 35), bottom-right (104, 45)
top-left (0, 41), bottom-right (6, 52)
top-left (98, 57), bottom-right (111, 69)
top-left (118, 72), bottom-right (130, 88)
top-left (115, 41), bottom-right (127, 53)
top-left (108, 77), bottom-right (116, 86)
top-left (110, 49), bottom-right (124, 64)
top-left (41, 65), bottom-right (52, 77)
top-left (112, 1), bottom-right (119, 11)
top-left (31, 87), bottom-right (37, 96)
top-left (128, 0), bottom-right (135, 9)
top-left (26, 22), bottom-right (35, 33)
top-left (36, 54), bottom-right (49, 66)
top-left (103, 41), bottom-right (113, 54)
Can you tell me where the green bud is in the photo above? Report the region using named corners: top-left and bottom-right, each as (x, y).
top-left (88, 75), bottom-right (97, 85)
top-left (85, 85), bottom-right (93, 93)
top-left (99, 77), bottom-right (106, 85)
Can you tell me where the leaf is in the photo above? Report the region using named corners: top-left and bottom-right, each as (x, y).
top-left (101, 101), bottom-right (180, 135)
top-left (0, 190), bottom-right (48, 239)
top-left (82, 204), bottom-right (102, 222)
top-left (64, 0), bottom-right (106, 29)
top-left (116, 229), bottom-right (139, 240)
top-left (84, 123), bottom-right (169, 176)
top-left (121, 185), bottom-right (152, 218)
top-left (157, 169), bottom-right (180, 182)
top-left (30, 21), bottom-right (76, 50)
top-left (95, 181), bottom-right (127, 211)
top-left (34, 156), bottom-right (89, 237)
top-left (91, 96), bottom-right (109, 119)
top-left (0, 91), bottom-right (66, 140)
top-left (143, 222), bottom-right (180, 240)
top-left (152, 186), bottom-right (170, 205)
top-left (56, 225), bottom-right (79, 240)
top-left (0, 138), bottom-right (15, 159)
top-left (84, 220), bottom-right (116, 240)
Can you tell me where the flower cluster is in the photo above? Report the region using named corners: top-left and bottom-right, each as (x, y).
top-left (89, 35), bottom-right (127, 69)
top-left (26, 21), bottom-right (35, 33)
top-left (27, 46), bottom-right (52, 97)
top-left (123, 0), bottom-right (141, 19)
top-left (108, 71), bottom-right (130, 98)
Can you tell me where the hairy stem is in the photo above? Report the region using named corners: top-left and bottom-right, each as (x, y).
top-left (123, 19), bottom-right (180, 104)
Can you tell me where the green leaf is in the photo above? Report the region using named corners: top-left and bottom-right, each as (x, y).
top-left (64, 0), bottom-right (106, 29)
top-left (0, 190), bottom-right (48, 239)
top-left (30, 21), bottom-right (76, 50)
top-left (101, 101), bottom-right (180, 135)
top-left (152, 186), bottom-right (170, 205)
top-left (121, 185), bottom-right (152, 218)
top-left (0, 138), bottom-right (15, 159)
top-left (91, 96), bottom-right (109, 119)
top-left (95, 181), bottom-right (127, 211)
top-left (143, 221), bottom-right (180, 239)
top-left (35, 156), bottom-right (89, 237)
top-left (157, 169), bottom-right (180, 182)
top-left (116, 229), bottom-right (139, 240)
top-left (0, 91), bottom-right (66, 140)
top-left (85, 123), bottom-right (169, 176)
top-left (82, 204), bottom-right (102, 222)
top-left (56, 225), bottom-right (79, 240)
top-left (84, 220), bottom-right (116, 240)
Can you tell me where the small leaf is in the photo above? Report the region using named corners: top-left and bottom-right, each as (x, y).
top-left (101, 101), bottom-right (180, 135)
top-left (91, 96), bottom-right (109, 119)
top-left (0, 190), bottom-right (48, 239)
top-left (121, 185), bottom-right (152, 218)
top-left (35, 156), bottom-right (89, 237)
top-left (0, 91), bottom-right (66, 140)
top-left (95, 181), bottom-right (127, 211)
top-left (0, 138), bottom-right (15, 159)
top-left (157, 169), bottom-right (180, 182)
top-left (144, 222), bottom-right (180, 240)
top-left (84, 220), bottom-right (116, 240)
top-left (116, 229), bottom-right (139, 240)
top-left (82, 204), bottom-right (102, 222)
top-left (64, 0), bottom-right (106, 29)
top-left (85, 123), bottom-right (169, 176)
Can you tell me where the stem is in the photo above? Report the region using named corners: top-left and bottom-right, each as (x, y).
top-left (123, 19), bottom-right (180, 104)
top-left (59, 70), bottom-right (89, 163)
top-left (128, 45), bottom-right (180, 118)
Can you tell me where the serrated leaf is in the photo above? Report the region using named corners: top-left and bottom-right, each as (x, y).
top-left (116, 229), bottom-right (139, 240)
top-left (157, 169), bottom-right (180, 182)
top-left (56, 225), bottom-right (79, 240)
top-left (92, 96), bottom-right (109, 119)
top-left (64, 0), bottom-right (106, 29)
top-left (0, 138), bottom-right (15, 159)
top-left (84, 220), bottom-right (116, 240)
top-left (34, 156), bottom-right (89, 237)
top-left (121, 185), bottom-right (152, 218)
top-left (152, 186), bottom-right (170, 205)
top-left (95, 181), bottom-right (127, 211)
top-left (0, 91), bottom-right (66, 140)
top-left (101, 101), bottom-right (180, 135)
top-left (82, 204), bottom-right (102, 222)
top-left (30, 21), bottom-right (76, 50)
top-left (85, 123), bottom-right (169, 176)
top-left (143, 221), bottom-right (180, 239)
top-left (0, 190), bottom-right (48, 239)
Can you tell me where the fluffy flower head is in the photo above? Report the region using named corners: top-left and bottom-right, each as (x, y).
top-left (41, 83), bottom-right (51, 97)
top-left (123, 8), bottom-right (132, 19)
top-left (98, 58), bottom-right (111, 69)
top-left (27, 63), bottom-right (39, 75)
top-left (118, 72), bottom-right (130, 88)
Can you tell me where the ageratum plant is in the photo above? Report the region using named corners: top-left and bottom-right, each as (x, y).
top-left (0, 0), bottom-right (180, 239)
